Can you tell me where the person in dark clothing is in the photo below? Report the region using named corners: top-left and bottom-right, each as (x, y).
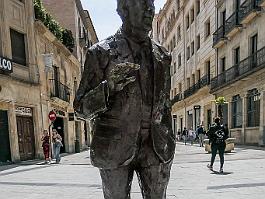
top-left (207, 118), bottom-right (229, 173)
top-left (196, 125), bottom-right (205, 147)
top-left (182, 127), bottom-right (188, 145)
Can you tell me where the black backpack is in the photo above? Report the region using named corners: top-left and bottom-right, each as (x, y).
top-left (213, 126), bottom-right (226, 144)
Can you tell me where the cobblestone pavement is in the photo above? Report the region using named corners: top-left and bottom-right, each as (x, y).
top-left (0, 142), bottom-right (265, 199)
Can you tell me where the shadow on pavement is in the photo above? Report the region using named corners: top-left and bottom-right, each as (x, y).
top-left (0, 181), bottom-right (102, 188)
top-left (210, 170), bottom-right (233, 175)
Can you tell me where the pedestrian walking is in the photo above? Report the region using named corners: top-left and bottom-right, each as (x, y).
top-left (177, 129), bottom-right (181, 141)
top-left (182, 127), bottom-right (188, 145)
top-left (196, 125), bottom-right (205, 147)
top-left (207, 118), bottom-right (229, 173)
top-left (41, 130), bottom-right (50, 164)
top-left (52, 129), bottom-right (63, 164)
top-left (188, 127), bottom-right (195, 145)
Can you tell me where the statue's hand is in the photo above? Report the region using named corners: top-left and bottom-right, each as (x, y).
top-left (107, 62), bottom-right (140, 92)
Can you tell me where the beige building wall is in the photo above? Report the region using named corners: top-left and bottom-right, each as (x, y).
top-left (212, 0), bottom-right (265, 146)
top-left (42, 0), bottom-right (98, 71)
top-left (35, 21), bottom-right (87, 153)
top-left (0, 0), bottom-right (91, 163)
top-left (0, 0), bottom-right (42, 162)
top-left (155, 0), bottom-right (216, 134)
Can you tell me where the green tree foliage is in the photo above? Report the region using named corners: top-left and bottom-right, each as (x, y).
top-left (34, 0), bottom-right (75, 52)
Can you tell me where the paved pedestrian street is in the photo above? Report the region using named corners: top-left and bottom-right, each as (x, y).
top-left (0, 143), bottom-right (265, 199)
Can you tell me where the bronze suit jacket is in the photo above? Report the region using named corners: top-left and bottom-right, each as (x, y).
top-left (75, 30), bottom-right (176, 169)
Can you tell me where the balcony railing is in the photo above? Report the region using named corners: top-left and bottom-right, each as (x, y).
top-left (50, 79), bottom-right (70, 102)
top-left (211, 46), bottom-right (265, 91)
top-left (213, 25), bottom-right (226, 47)
top-left (184, 75), bottom-right (210, 99)
top-left (171, 93), bottom-right (183, 104)
top-left (238, 0), bottom-right (261, 23)
top-left (225, 11), bottom-right (241, 36)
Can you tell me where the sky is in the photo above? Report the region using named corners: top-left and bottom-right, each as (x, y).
top-left (81, 0), bottom-right (167, 41)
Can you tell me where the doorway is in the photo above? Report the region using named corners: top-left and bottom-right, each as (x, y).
top-left (180, 117), bottom-right (183, 132)
top-left (0, 110), bottom-right (11, 162)
top-left (53, 117), bottom-right (65, 153)
top-left (187, 111), bottom-right (193, 130)
top-left (16, 116), bottom-right (35, 161)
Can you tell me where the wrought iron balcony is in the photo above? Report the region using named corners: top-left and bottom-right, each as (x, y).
top-left (183, 75), bottom-right (210, 99)
top-left (213, 25), bottom-right (226, 48)
top-left (225, 11), bottom-right (242, 37)
top-left (211, 46), bottom-right (265, 91)
top-left (239, 0), bottom-right (262, 24)
top-left (50, 79), bottom-right (70, 102)
top-left (171, 93), bottom-right (183, 104)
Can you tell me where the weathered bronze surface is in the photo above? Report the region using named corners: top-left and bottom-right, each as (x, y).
top-left (74, 0), bottom-right (176, 198)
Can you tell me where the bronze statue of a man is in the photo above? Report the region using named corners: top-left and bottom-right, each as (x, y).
top-left (74, 0), bottom-right (176, 198)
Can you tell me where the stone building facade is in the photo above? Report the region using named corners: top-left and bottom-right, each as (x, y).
top-left (0, 0), bottom-right (42, 163)
top-left (155, 0), bottom-right (217, 134)
top-left (211, 0), bottom-right (265, 146)
top-left (0, 0), bottom-right (97, 163)
top-left (42, 0), bottom-right (98, 72)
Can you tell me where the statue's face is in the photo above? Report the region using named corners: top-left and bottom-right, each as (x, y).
top-left (125, 0), bottom-right (155, 33)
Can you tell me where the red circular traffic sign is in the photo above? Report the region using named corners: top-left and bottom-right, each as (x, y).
top-left (48, 110), bottom-right (56, 121)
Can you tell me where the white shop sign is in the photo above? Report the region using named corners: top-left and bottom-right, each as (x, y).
top-left (15, 107), bottom-right (33, 117)
top-left (0, 56), bottom-right (13, 73)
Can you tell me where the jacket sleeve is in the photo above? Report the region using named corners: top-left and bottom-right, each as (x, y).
top-left (74, 47), bottom-right (109, 113)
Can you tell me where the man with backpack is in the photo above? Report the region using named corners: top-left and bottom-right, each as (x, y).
top-left (196, 125), bottom-right (205, 147)
top-left (207, 118), bottom-right (229, 173)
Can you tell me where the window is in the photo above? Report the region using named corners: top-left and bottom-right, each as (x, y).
top-left (205, 60), bottom-right (211, 83)
top-left (247, 89), bottom-right (260, 127)
top-left (196, 0), bottom-right (200, 15)
top-left (187, 46), bottom-right (190, 60)
top-left (235, 0), bottom-right (241, 11)
top-left (177, 25), bottom-right (181, 41)
top-left (192, 74), bottom-right (195, 85)
top-left (186, 14), bottom-right (190, 30)
top-left (232, 95), bottom-right (243, 128)
top-left (173, 62), bottom-right (177, 74)
top-left (250, 34), bottom-right (258, 54)
top-left (250, 34), bottom-right (258, 66)
top-left (196, 35), bottom-right (200, 50)
top-left (220, 57), bottom-right (226, 73)
top-left (196, 69), bottom-right (201, 82)
top-left (10, 29), bottom-right (26, 66)
top-left (174, 88), bottom-right (177, 96)
top-left (178, 83), bottom-right (182, 93)
top-left (234, 47), bottom-right (240, 65)
top-left (187, 77), bottom-right (190, 88)
top-left (191, 7), bottom-right (195, 23)
top-left (221, 10), bottom-right (226, 26)
top-left (178, 53), bottom-right (181, 68)
top-left (191, 41), bottom-right (194, 55)
top-left (205, 19), bottom-right (211, 39)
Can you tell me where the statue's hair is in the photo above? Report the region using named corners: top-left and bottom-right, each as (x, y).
top-left (116, 0), bottom-right (128, 19)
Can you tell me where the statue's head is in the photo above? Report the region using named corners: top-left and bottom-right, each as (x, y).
top-left (117, 0), bottom-right (155, 40)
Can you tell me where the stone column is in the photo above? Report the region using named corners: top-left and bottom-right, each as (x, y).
top-left (242, 94), bottom-right (248, 144)
top-left (259, 90), bottom-right (265, 146)
top-left (8, 101), bottom-right (20, 162)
